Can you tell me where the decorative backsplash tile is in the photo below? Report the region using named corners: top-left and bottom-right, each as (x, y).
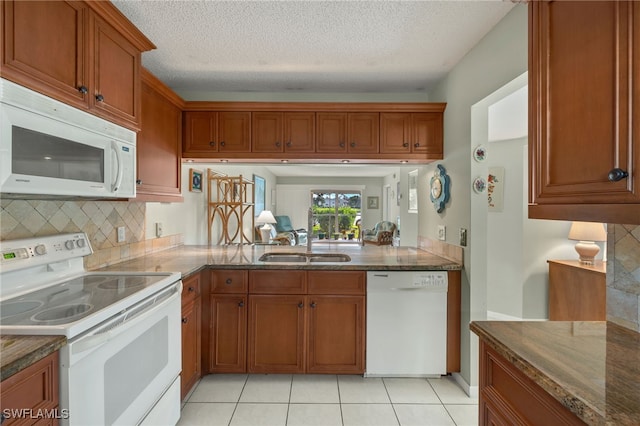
top-left (607, 224), bottom-right (640, 332)
top-left (0, 199), bottom-right (183, 270)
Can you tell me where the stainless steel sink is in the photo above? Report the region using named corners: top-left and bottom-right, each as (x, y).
top-left (307, 254), bottom-right (351, 263)
top-left (258, 253), bottom-right (351, 263)
top-left (258, 253), bottom-right (308, 263)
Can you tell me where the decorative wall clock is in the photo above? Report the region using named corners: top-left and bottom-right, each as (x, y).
top-left (429, 164), bottom-right (450, 213)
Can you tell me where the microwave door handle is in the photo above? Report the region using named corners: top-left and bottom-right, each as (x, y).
top-left (111, 141), bottom-right (123, 192)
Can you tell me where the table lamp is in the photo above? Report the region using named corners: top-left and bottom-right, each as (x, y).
top-left (568, 221), bottom-right (607, 265)
top-left (256, 210), bottom-right (277, 243)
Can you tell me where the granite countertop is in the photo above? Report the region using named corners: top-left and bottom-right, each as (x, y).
top-left (470, 320), bottom-right (640, 425)
top-left (0, 335), bottom-right (66, 381)
top-left (100, 244), bottom-right (463, 276)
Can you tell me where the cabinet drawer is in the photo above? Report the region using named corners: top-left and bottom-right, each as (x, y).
top-left (182, 273), bottom-right (201, 304)
top-left (308, 271), bottom-right (365, 295)
top-left (211, 270), bottom-right (248, 294)
top-left (0, 351), bottom-right (59, 425)
top-left (249, 270), bottom-right (306, 294)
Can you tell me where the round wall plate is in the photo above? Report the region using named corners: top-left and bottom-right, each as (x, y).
top-left (473, 145), bottom-right (487, 162)
top-left (473, 176), bottom-right (486, 193)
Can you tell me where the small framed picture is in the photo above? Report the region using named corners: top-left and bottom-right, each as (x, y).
top-left (367, 196), bottom-right (379, 209)
top-left (189, 168), bottom-right (203, 192)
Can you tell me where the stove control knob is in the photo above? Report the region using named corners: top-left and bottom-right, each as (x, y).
top-left (76, 239), bottom-right (86, 248)
top-left (34, 244), bottom-right (47, 255)
top-left (65, 240), bottom-right (75, 250)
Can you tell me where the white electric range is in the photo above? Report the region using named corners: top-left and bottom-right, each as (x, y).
top-left (0, 233), bottom-right (182, 426)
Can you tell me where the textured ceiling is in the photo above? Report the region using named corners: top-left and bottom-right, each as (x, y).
top-left (112, 1), bottom-right (514, 97)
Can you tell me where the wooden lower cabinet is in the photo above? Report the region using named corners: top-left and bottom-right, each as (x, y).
top-left (181, 272), bottom-right (202, 400)
top-left (307, 295), bottom-right (365, 373)
top-left (479, 341), bottom-right (585, 426)
top-left (209, 294), bottom-right (247, 373)
top-left (248, 295), bottom-right (305, 373)
top-left (247, 270), bottom-right (365, 374)
top-left (0, 351), bottom-right (59, 426)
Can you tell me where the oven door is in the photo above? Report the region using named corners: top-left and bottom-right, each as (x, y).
top-left (59, 282), bottom-right (181, 426)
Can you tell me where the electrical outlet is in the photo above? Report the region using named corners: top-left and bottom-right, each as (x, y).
top-left (117, 227), bottom-right (125, 243)
top-left (156, 222), bottom-right (163, 238)
top-left (459, 228), bottom-right (467, 247)
top-left (437, 225), bottom-right (446, 241)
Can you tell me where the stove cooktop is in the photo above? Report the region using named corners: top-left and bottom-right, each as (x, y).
top-left (0, 272), bottom-right (180, 338)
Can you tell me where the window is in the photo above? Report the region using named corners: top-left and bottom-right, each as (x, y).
top-left (311, 191), bottom-right (361, 239)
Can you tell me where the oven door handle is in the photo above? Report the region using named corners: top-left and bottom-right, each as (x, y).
top-left (72, 282), bottom-right (182, 355)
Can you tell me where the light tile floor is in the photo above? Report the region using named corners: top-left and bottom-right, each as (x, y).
top-left (178, 374), bottom-right (478, 426)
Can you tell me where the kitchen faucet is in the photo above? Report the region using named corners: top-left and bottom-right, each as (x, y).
top-left (307, 207), bottom-right (313, 253)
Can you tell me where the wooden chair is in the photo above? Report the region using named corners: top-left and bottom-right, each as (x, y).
top-left (361, 221), bottom-right (397, 246)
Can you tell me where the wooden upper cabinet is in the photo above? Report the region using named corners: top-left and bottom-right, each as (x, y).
top-left (380, 112), bottom-right (443, 157)
top-left (90, 13), bottom-right (141, 128)
top-left (1, 0), bottom-right (89, 107)
top-left (136, 70), bottom-right (183, 202)
top-left (252, 112), bottom-right (315, 153)
top-left (1, 1), bottom-right (154, 131)
top-left (317, 112), bottom-right (379, 154)
top-left (529, 1), bottom-right (640, 223)
top-left (184, 111), bottom-right (251, 154)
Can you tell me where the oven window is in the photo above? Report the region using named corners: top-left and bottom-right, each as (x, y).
top-left (12, 126), bottom-right (104, 182)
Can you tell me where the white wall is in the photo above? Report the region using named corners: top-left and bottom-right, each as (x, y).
top-left (428, 4), bottom-right (528, 388)
top-left (146, 164), bottom-right (277, 245)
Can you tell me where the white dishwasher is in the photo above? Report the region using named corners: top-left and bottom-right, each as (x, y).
top-left (366, 271), bottom-right (448, 377)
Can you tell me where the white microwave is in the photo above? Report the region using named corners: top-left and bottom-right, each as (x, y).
top-left (0, 79), bottom-right (136, 199)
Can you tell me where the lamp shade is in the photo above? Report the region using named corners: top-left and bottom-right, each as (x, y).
top-left (568, 222), bottom-right (607, 242)
top-left (256, 210), bottom-right (277, 225)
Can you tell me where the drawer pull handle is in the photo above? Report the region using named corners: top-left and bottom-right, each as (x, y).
top-left (225, 278), bottom-right (233, 285)
top-left (181, 317), bottom-right (188, 324)
top-left (608, 168), bottom-right (629, 182)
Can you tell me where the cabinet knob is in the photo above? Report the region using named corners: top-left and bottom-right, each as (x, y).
top-left (95, 94), bottom-right (104, 102)
top-left (402, 142), bottom-right (409, 148)
top-left (310, 302), bottom-right (316, 308)
top-left (286, 141), bottom-right (292, 147)
top-left (181, 317), bottom-right (188, 324)
top-left (209, 141), bottom-right (216, 147)
top-left (339, 142), bottom-right (345, 148)
top-left (238, 301), bottom-right (245, 307)
top-left (136, 179), bottom-right (142, 185)
top-left (275, 141), bottom-right (281, 147)
top-left (188, 286), bottom-right (195, 292)
top-left (225, 278), bottom-right (233, 285)
top-left (298, 302), bottom-right (304, 308)
top-left (78, 85), bottom-right (88, 94)
top-left (350, 142), bottom-right (356, 148)
top-left (414, 142), bottom-right (420, 148)
top-left (608, 168), bottom-right (629, 182)
top-left (220, 141), bottom-right (226, 147)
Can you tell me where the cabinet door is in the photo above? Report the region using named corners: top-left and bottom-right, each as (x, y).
top-left (209, 295), bottom-right (247, 373)
top-left (248, 295), bottom-right (305, 373)
top-left (316, 112), bottom-right (348, 153)
top-left (348, 113), bottom-right (379, 153)
top-left (90, 13), bottom-right (141, 128)
top-left (252, 112), bottom-right (283, 153)
top-left (217, 112), bottom-right (251, 153)
top-left (183, 112), bottom-right (217, 152)
top-left (412, 113), bottom-right (443, 156)
top-left (2, 0), bottom-right (89, 108)
top-left (136, 77), bottom-right (182, 201)
top-left (529, 2), bottom-right (640, 210)
top-left (307, 295), bottom-right (365, 374)
top-left (284, 112), bottom-right (315, 153)
top-left (181, 297), bottom-right (201, 399)
top-left (380, 113), bottom-right (412, 154)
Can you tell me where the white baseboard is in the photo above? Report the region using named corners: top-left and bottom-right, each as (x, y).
top-left (452, 372), bottom-right (478, 399)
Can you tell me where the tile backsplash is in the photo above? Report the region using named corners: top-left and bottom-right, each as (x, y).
top-left (0, 199), bottom-right (182, 270)
top-left (607, 224), bottom-right (640, 332)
